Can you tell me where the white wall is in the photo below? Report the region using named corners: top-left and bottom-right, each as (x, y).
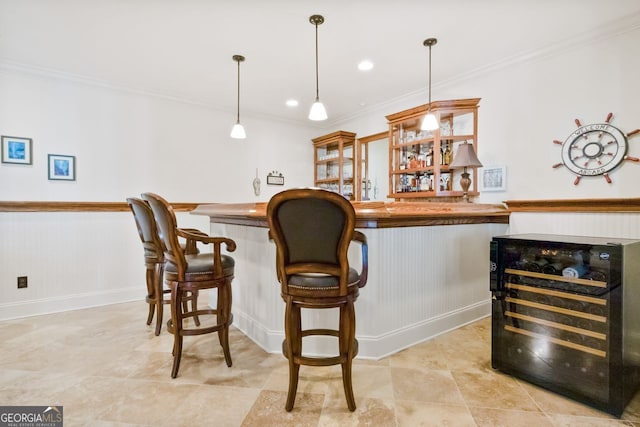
top-left (0, 68), bottom-right (315, 203)
top-left (0, 68), bottom-right (317, 320)
top-left (336, 24), bottom-right (640, 205)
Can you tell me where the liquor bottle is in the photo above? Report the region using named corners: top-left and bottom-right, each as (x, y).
top-left (443, 143), bottom-right (451, 165)
top-left (440, 145), bottom-right (445, 165)
top-left (426, 146), bottom-right (433, 166)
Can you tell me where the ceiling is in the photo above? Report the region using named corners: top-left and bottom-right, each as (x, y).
top-left (1, 0), bottom-right (640, 127)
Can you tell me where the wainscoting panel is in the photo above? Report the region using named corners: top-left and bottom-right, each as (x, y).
top-left (214, 221), bottom-right (509, 359)
top-left (508, 212), bottom-right (640, 240)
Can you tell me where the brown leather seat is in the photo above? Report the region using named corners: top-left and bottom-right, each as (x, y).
top-left (266, 188), bottom-right (368, 411)
top-left (126, 197), bottom-right (201, 336)
top-left (141, 192), bottom-right (237, 378)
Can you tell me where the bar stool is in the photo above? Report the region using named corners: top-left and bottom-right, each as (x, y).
top-left (126, 197), bottom-right (201, 336)
top-left (266, 188), bottom-right (368, 411)
top-left (141, 192), bottom-right (237, 378)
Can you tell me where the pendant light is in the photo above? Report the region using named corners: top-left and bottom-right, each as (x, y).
top-left (420, 38), bottom-right (439, 131)
top-left (230, 54), bottom-right (246, 139)
top-left (308, 14), bottom-right (327, 121)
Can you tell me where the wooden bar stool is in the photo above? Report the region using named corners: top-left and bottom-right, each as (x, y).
top-left (266, 188), bottom-right (368, 411)
top-left (126, 197), bottom-right (201, 336)
top-left (141, 192), bottom-right (237, 378)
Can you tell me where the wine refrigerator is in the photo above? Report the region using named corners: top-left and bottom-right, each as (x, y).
top-left (490, 234), bottom-right (640, 416)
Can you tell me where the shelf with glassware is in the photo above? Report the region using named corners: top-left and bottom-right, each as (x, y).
top-left (313, 130), bottom-right (357, 199)
top-left (386, 98), bottom-right (480, 200)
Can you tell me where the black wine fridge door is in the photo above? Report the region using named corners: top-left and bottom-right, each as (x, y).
top-left (490, 234), bottom-right (640, 417)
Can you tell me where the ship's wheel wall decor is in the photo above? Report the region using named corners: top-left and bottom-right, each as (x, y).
top-left (552, 113), bottom-right (640, 185)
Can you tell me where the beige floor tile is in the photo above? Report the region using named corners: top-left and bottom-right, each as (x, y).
top-left (546, 414), bottom-right (637, 426)
top-left (3, 301), bottom-right (640, 426)
top-left (453, 369), bottom-right (541, 412)
top-left (395, 400), bottom-right (476, 427)
top-left (391, 367), bottom-right (465, 405)
top-left (517, 380), bottom-right (618, 419)
top-left (470, 406), bottom-right (554, 426)
top-left (263, 364), bottom-right (337, 396)
top-left (241, 389), bottom-right (324, 426)
top-left (162, 383), bottom-right (261, 427)
top-left (319, 397), bottom-right (396, 426)
top-left (388, 339), bottom-right (449, 371)
top-left (435, 331), bottom-right (493, 372)
top-left (620, 390), bottom-right (640, 423)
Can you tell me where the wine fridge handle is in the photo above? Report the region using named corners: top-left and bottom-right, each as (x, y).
top-left (490, 240), bottom-right (502, 294)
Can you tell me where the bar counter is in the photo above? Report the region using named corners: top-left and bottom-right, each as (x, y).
top-left (191, 200), bottom-right (510, 228)
top-left (192, 201), bottom-right (510, 359)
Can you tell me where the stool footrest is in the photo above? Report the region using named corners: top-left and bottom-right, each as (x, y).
top-left (282, 336), bottom-right (359, 366)
top-left (167, 311), bottom-right (233, 336)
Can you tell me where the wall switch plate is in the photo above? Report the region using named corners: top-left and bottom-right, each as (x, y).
top-left (17, 276), bottom-right (28, 288)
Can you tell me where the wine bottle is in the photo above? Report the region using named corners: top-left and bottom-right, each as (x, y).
top-left (542, 262), bottom-right (564, 275)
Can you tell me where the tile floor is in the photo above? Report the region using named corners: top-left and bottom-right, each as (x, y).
top-left (1, 301), bottom-right (639, 426)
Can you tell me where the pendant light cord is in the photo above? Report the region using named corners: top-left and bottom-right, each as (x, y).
top-left (428, 44), bottom-right (432, 106)
top-left (314, 22), bottom-right (320, 101)
top-left (236, 59), bottom-right (241, 123)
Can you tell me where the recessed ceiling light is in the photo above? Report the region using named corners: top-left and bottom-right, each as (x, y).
top-left (357, 60), bottom-right (374, 71)
top-left (286, 99), bottom-right (299, 107)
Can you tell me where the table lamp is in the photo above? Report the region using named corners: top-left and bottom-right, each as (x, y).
top-left (449, 141), bottom-right (483, 202)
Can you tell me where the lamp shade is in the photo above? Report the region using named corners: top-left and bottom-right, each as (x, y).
top-left (230, 122), bottom-right (246, 139)
top-left (420, 113), bottom-right (439, 131)
top-left (308, 100), bottom-right (328, 121)
top-left (449, 142), bottom-right (483, 169)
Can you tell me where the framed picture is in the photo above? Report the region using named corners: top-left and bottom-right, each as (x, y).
top-left (266, 171), bottom-right (285, 185)
top-left (48, 154), bottom-right (76, 181)
top-left (1, 135), bottom-right (33, 165)
top-left (480, 165), bottom-right (506, 192)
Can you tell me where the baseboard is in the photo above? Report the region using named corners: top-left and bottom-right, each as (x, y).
top-left (232, 309), bottom-right (283, 354)
top-left (0, 288), bottom-right (141, 321)
top-left (232, 299), bottom-right (491, 359)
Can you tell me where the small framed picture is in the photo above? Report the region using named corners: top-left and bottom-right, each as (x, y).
top-left (1, 135), bottom-right (33, 165)
top-left (48, 154), bottom-right (76, 181)
top-left (480, 165), bottom-right (506, 192)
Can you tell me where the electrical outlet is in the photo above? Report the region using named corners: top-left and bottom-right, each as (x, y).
top-left (17, 276), bottom-right (28, 289)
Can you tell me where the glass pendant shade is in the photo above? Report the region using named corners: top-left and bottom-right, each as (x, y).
top-left (421, 113), bottom-right (439, 131)
top-left (308, 98), bottom-right (328, 121)
top-left (230, 122), bottom-right (246, 139)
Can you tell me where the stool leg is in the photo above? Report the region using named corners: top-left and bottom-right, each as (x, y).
top-left (284, 298), bottom-right (301, 411)
top-left (217, 282), bottom-right (233, 367)
top-left (170, 283), bottom-right (184, 378)
top-left (340, 298), bottom-right (357, 411)
top-left (154, 263), bottom-right (164, 336)
top-left (146, 267), bottom-right (155, 326)
top-left (192, 289), bottom-right (201, 327)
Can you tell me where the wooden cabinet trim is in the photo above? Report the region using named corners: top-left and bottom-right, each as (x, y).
top-left (0, 201), bottom-right (200, 212)
top-left (504, 198), bottom-right (640, 212)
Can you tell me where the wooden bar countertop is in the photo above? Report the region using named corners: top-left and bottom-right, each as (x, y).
top-left (191, 201), bottom-right (510, 229)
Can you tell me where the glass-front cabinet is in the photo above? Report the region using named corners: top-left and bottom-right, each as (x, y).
top-left (313, 130), bottom-right (356, 199)
top-left (386, 98), bottom-right (480, 200)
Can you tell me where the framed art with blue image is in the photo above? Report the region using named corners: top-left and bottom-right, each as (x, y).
top-left (48, 154), bottom-right (76, 181)
top-left (1, 135), bottom-right (33, 165)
